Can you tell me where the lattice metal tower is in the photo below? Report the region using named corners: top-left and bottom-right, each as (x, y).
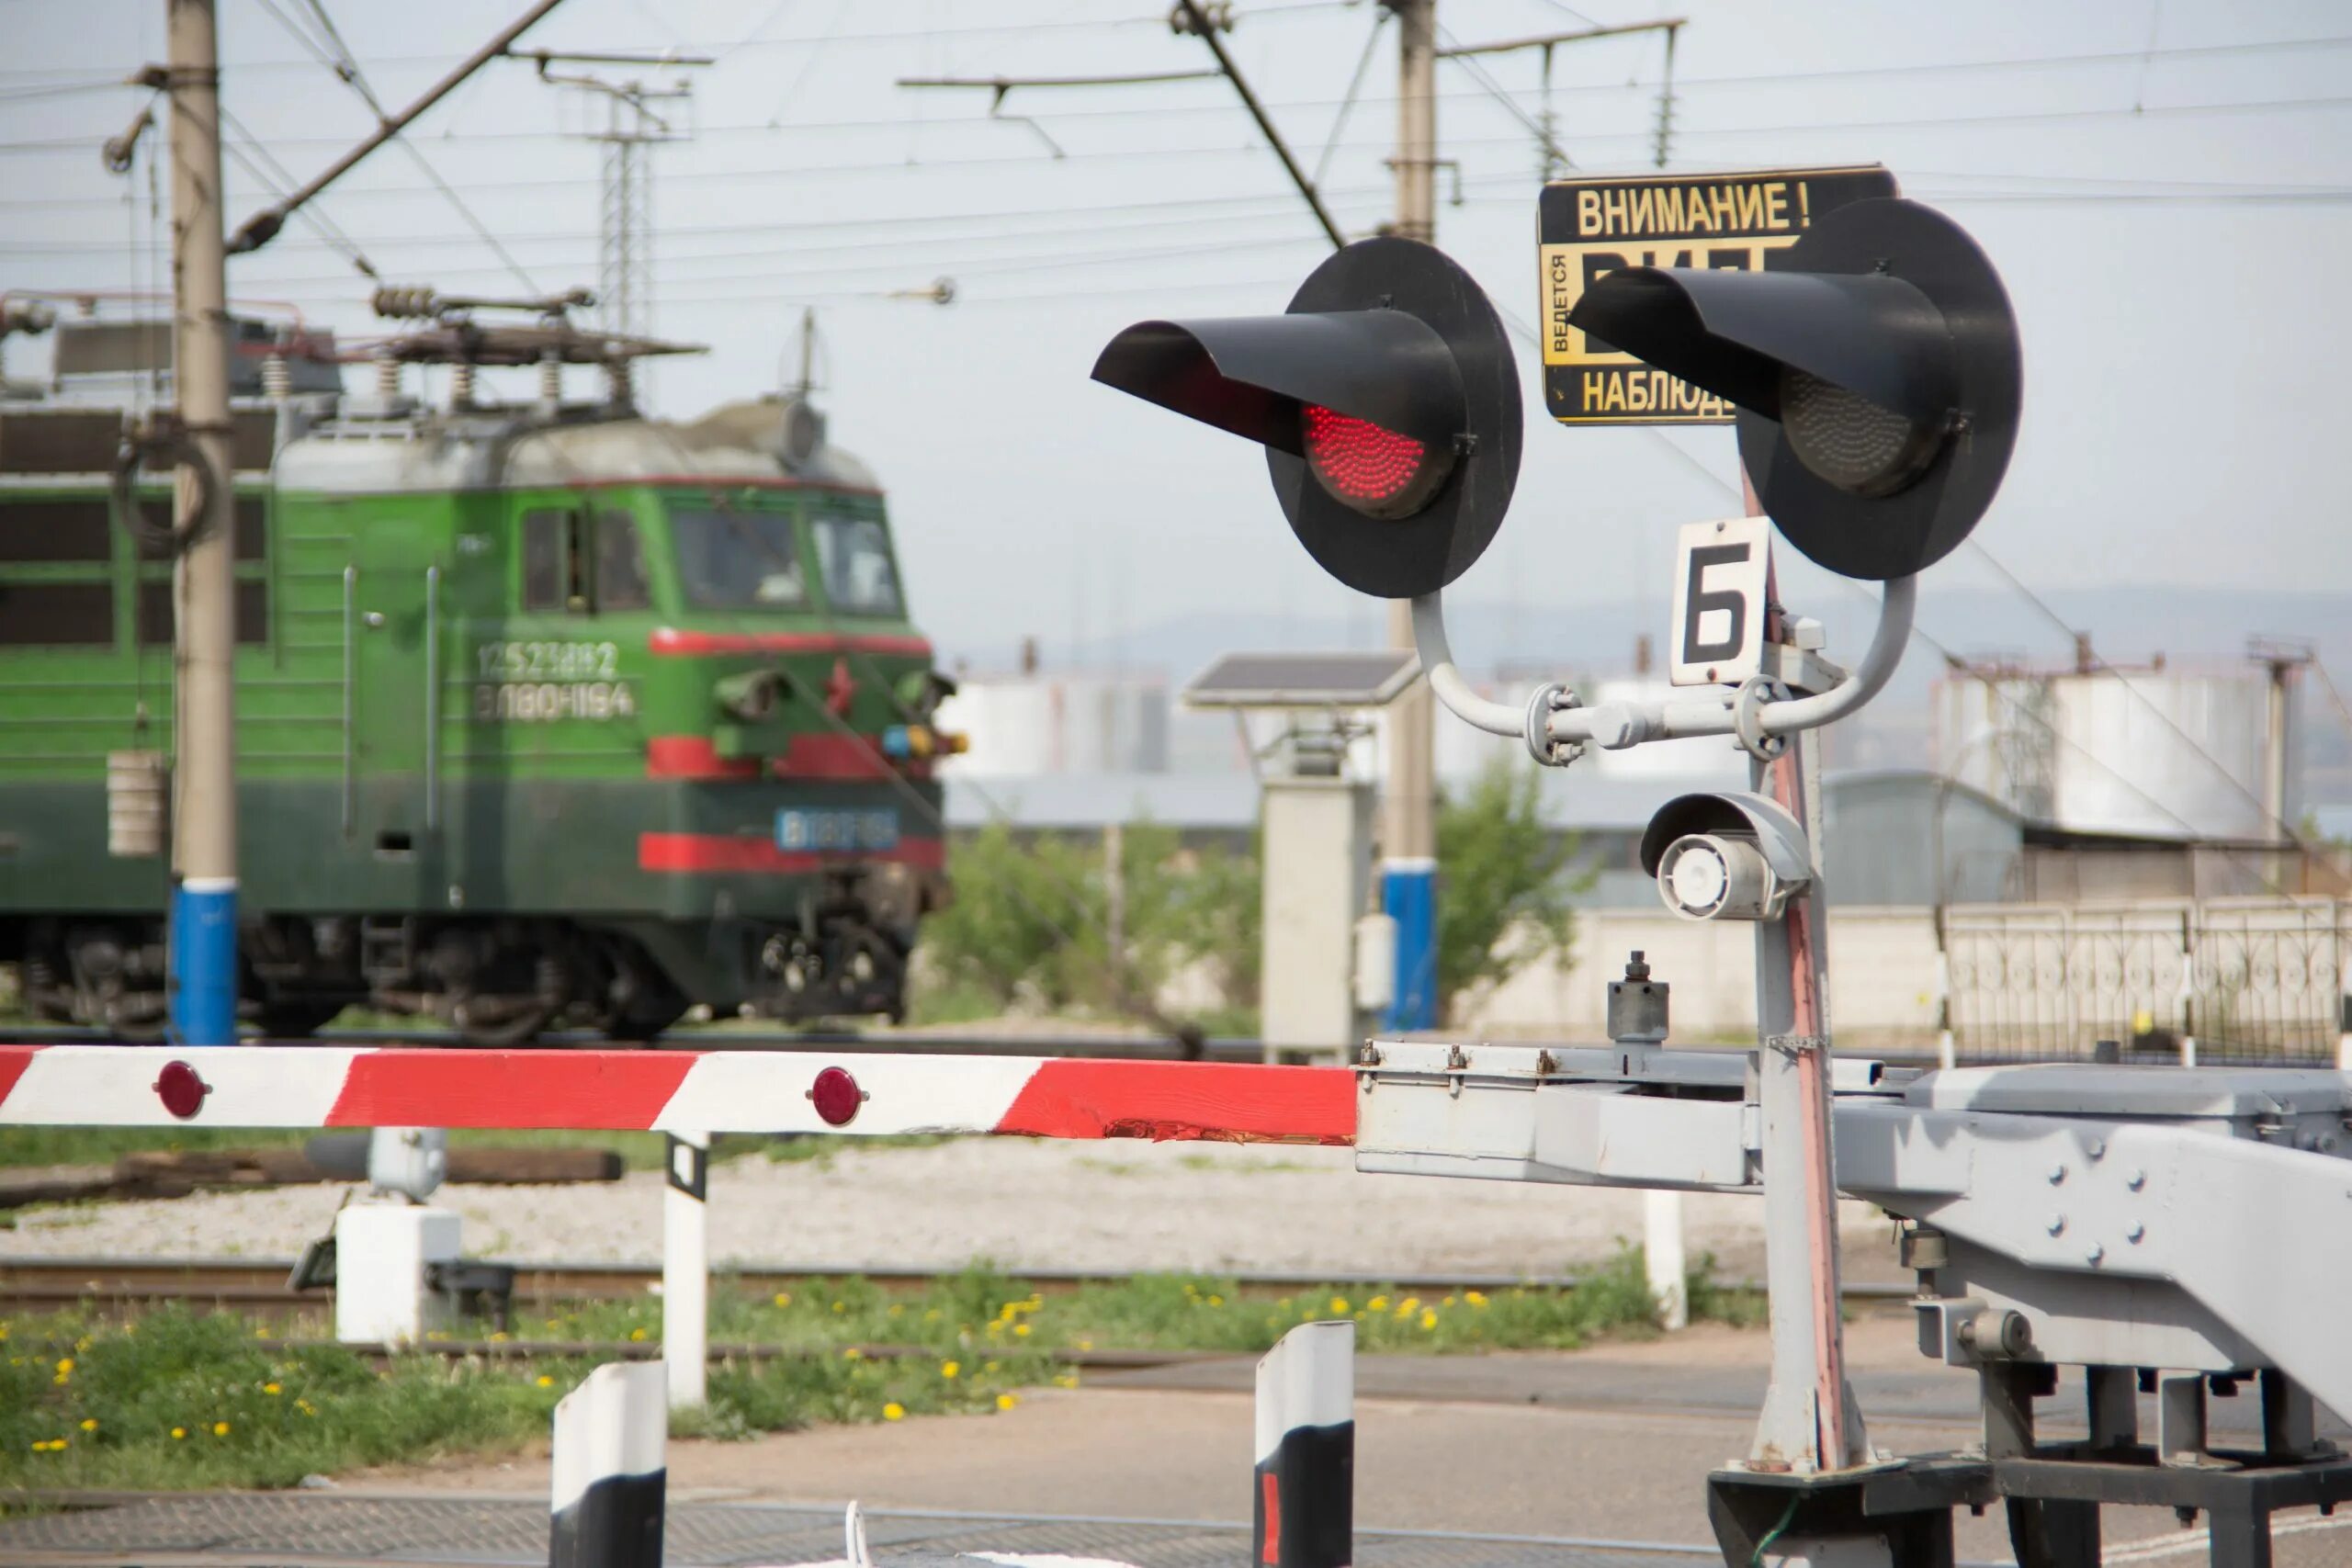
top-left (590, 82), bottom-right (692, 343)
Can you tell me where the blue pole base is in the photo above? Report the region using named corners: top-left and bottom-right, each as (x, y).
top-left (1381, 859), bottom-right (1437, 1033)
top-left (169, 878), bottom-right (239, 1046)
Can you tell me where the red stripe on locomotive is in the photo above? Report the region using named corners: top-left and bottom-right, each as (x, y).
top-left (637, 833), bottom-right (946, 874)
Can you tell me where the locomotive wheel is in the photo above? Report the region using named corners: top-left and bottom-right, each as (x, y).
top-left (254, 1000), bottom-right (347, 1040)
top-left (607, 997), bottom-right (688, 1043)
top-left (450, 998), bottom-right (557, 1048)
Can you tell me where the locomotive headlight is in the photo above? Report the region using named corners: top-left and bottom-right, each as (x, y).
top-left (715, 670), bottom-right (786, 722)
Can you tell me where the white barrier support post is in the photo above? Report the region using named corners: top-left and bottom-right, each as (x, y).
top-left (1645, 1187), bottom-right (1689, 1331)
top-left (662, 1132), bottom-right (709, 1412)
top-left (1254, 1319), bottom-right (1354, 1568)
top-left (550, 1361), bottom-right (666, 1568)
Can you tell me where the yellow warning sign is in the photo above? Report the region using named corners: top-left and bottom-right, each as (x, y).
top-left (1538, 165), bottom-right (1897, 426)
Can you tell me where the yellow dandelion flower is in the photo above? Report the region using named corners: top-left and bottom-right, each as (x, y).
top-left (1207, 1294), bottom-right (1225, 1307)
top-left (831, 1301), bottom-right (846, 1314)
top-left (882, 1402), bottom-right (905, 1421)
top-left (0, 1324), bottom-right (9, 1339)
top-left (254, 1325), bottom-right (271, 1338)
top-left (537, 1375), bottom-right (555, 1389)
top-left (296, 1399), bottom-right (315, 1416)
top-left (984, 1359), bottom-right (1001, 1373)
top-left (1052, 1373), bottom-right (1079, 1390)
top-left (1419, 1310), bottom-right (1439, 1330)
top-left (213, 1421), bottom-right (231, 1437)
top-left (922, 1308), bottom-right (942, 1323)
top-left (25, 1440), bottom-right (39, 1453)
top-left (999, 1303), bottom-right (1018, 1322)
top-left (996, 1393), bottom-right (1019, 1411)
top-left (171, 1427), bottom-right (187, 1440)
top-left (79, 1418), bottom-right (97, 1433)
top-left (843, 1347), bottom-right (864, 1360)
top-left (773, 1292), bottom-right (793, 1308)
top-left (628, 1327), bottom-right (648, 1342)
top-left (940, 1359), bottom-right (960, 1379)
top-left (53, 1358), bottom-right (73, 1376)
top-left (1464, 1291), bottom-right (1488, 1308)
top-left (1442, 1295), bottom-right (1458, 1307)
top-left (74, 1336), bottom-right (91, 1352)
top-left (1368, 1295), bottom-right (1389, 1313)
top-left (263, 1382), bottom-right (282, 1395)
top-left (1329, 1297), bottom-right (1349, 1314)
top-left (1396, 1297), bottom-right (1420, 1316)
top-left (1075, 1339), bottom-right (1092, 1352)
top-left (1012, 1323), bottom-right (1031, 1337)
top-left (488, 1332), bottom-right (509, 1343)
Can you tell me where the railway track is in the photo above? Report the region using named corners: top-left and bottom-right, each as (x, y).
top-left (0, 1256), bottom-right (1906, 1314)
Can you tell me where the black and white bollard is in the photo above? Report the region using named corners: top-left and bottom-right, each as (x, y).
top-left (1253, 1321), bottom-right (1353, 1568)
top-left (662, 1132), bottom-right (710, 1411)
top-left (550, 1361), bottom-right (666, 1568)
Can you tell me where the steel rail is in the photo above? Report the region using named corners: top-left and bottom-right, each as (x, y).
top-left (0, 1256), bottom-right (1902, 1313)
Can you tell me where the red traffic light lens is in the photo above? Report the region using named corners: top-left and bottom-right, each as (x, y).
top-left (1300, 404), bottom-right (1453, 520)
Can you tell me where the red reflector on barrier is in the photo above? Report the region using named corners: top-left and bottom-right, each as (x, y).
top-left (808, 1066), bottom-right (865, 1126)
top-left (153, 1060), bottom-right (209, 1120)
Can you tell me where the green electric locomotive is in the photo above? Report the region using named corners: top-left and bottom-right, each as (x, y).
top-left (0, 298), bottom-right (957, 1043)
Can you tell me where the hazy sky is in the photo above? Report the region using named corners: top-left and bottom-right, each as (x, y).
top-left (6, 0), bottom-right (2347, 665)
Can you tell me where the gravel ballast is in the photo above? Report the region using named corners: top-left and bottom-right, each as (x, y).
top-left (2, 1137), bottom-right (1896, 1281)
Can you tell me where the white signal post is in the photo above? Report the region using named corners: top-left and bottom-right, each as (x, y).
top-left (662, 1132), bottom-right (709, 1412)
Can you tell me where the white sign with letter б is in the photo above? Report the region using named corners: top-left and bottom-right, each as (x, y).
top-left (1668, 516), bottom-right (1770, 689)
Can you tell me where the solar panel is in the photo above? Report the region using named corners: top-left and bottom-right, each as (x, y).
top-left (1182, 649), bottom-right (1420, 709)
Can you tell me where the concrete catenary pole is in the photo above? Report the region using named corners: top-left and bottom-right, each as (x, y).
top-left (165, 0), bottom-right (240, 1046)
top-left (1381, 0), bottom-right (1440, 1032)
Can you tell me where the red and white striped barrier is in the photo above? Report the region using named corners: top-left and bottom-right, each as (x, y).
top-left (0, 1046), bottom-right (1356, 1143)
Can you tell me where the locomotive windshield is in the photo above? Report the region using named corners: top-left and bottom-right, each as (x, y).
top-left (670, 505), bottom-right (808, 609)
top-left (811, 513), bottom-right (904, 617)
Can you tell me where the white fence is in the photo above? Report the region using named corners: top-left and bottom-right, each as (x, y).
top-left (1459, 899), bottom-right (2352, 1064)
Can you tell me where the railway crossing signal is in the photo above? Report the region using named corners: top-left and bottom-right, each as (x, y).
top-left (1091, 236), bottom-right (1522, 600)
top-left (1567, 196), bottom-right (2021, 580)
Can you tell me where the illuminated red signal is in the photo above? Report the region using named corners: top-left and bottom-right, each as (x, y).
top-left (1300, 403), bottom-right (1453, 519)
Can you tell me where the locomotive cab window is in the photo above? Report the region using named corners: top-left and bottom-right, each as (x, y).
top-left (524, 506), bottom-right (652, 613)
top-left (670, 502), bottom-right (806, 610)
top-left (811, 513), bottom-right (903, 618)
top-left (596, 511), bottom-right (652, 611)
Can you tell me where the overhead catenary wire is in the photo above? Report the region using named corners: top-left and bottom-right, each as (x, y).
top-left (10, 85), bottom-right (2347, 208)
top-left (253, 0), bottom-right (539, 292)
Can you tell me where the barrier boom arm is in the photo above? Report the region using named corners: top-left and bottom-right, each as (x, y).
top-left (0, 1047), bottom-right (1357, 1143)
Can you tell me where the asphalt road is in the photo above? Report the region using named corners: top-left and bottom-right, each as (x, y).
top-left (331, 1313), bottom-right (2352, 1567)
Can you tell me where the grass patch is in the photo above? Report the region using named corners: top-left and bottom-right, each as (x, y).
top-left (0, 1253), bottom-right (1752, 1492)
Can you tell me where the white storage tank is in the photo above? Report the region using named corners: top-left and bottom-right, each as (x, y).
top-left (1934, 660), bottom-right (2301, 841)
top-left (936, 673), bottom-right (1170, 777)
